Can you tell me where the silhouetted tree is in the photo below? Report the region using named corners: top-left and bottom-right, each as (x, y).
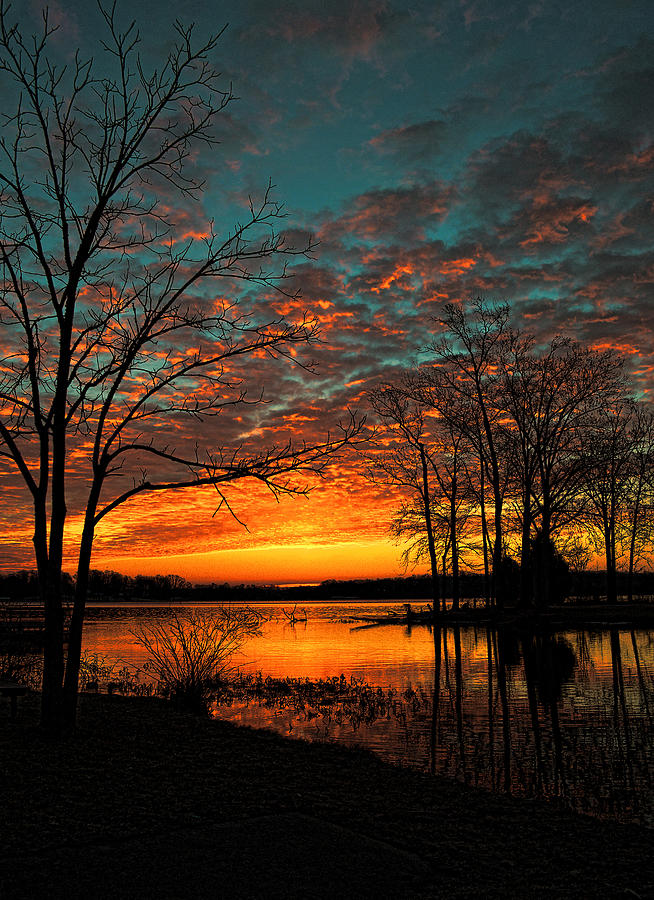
top-left (581, 402), bottom-right (637, 603)
top-left (428, 300), bottom-right (511, 605)
top-left (497, 332), bottom-right (544, 605)
top-left (368, 374), bottom-right (479, 612)
top-left (625, 405), bottom-right (654, 601)
top-left (366, 382), bottom-right (441, 611)
top-left (495, 553), bottom-right (521, 605)
top-left (409, 368), bottom-right (480, 611)
top-left (530, 534), bottom-right (571, 605)
top-left (373, 301), bottom-right (641, 607)
top-left (0, 5), bottom-right (361, 731)
top-left (521, 340), bottom-right (624, 605)
top-left (496, 332), bottom-right (625, 605)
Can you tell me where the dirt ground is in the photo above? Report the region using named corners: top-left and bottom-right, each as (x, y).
top-left (1, 692), bottom-right (652, 899)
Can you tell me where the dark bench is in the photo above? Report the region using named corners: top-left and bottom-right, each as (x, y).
top-left (0, 680), bottom-right (28, 720)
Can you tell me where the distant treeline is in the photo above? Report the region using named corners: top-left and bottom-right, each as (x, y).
top-left (2, 568), bottom-right (653, 605)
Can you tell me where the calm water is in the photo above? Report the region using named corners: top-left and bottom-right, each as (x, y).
top-left (81, 602), bottom-right (654, 825)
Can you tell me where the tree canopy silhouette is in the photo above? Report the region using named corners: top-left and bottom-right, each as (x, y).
top-left (368, 299), bottom-right (653, 609)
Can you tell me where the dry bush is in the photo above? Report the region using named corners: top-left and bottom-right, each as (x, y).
top-left (0, 641), bottom-right (41, 688)
top-left (132, 608), bottom-right (264, 712)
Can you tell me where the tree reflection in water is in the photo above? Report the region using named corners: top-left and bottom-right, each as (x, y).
top-left (214, 626), bottom-right (653, 825)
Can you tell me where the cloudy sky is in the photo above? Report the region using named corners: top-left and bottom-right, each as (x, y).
top-left (1, 0), bottom-right (653, 583)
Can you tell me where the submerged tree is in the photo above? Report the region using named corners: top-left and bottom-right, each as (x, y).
top-left (0, 5), bottom-right (361, 731)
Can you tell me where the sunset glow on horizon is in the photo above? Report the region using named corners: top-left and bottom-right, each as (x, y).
top-left (100, 540), bottom-right (413, 586)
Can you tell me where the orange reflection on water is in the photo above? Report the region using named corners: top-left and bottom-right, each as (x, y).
top-left (80, 603), bottom-right (654, 824)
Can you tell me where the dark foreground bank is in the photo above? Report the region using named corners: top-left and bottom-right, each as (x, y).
top-left (1, 694), bottom-right (652, 900)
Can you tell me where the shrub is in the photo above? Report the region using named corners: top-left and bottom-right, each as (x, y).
top-left (531, 533), bottom-right (571, 605)
top-left (132, 608), bottom-right (264, 713)
top-left (0, 640), bottom-right (41, 688)
top-left (78, 651), bottom-right (116, 689)
top-left (78, 651), bottom-right (147, 696)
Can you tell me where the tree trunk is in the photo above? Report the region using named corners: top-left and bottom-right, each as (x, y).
top-left (450, 470), bottom-right (459, 612)
top-left (627, 535), bottom-right (636, 605)
top-left (41, 590), bottom-right (65, 731)
top-left (479, 457), bottom-right (491, 608)
top-left (40, 327), bottom-right (72, 732)
top-left (474, 377), bottom-right (503, 608)
top-left (605, 525), bottom-right (617, 605)
top-left (41, 413), bottom-right (69, 732)
top-left (492, 498), bottom-right (503, 609)
top-left (34, 502), bottom-right (64, 733)
top-left (487, 440), bottom-right (503, 608)
top-left (627, 483), bottom-right (643, 604)
top-left (519, 478), bottom-right (533, 608)
top-left (62, 520), bottom-right (96, 729)
top-left (441, 547), bottom-right (449, 614)
top-left (536, 495), bottom-right (552, 608)
top-left (419, 444), bottom-right (440, 620)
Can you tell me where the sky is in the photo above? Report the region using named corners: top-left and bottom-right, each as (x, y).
top-left (0, 0), bottom-right (653, 583)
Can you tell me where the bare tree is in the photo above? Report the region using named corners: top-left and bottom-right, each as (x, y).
top-left (582, 401), bottom-right (654, 602)
top-left (0, 5), bottom-right (362, 730)
top-left (367, 373), bottom-right (479, 612)
top-left (408, 368), bottom-right (479, 610)
top-left (428, 300), bottom-right (510, 605)
top-left (387, 453), bottom-right (475, 613)
top-left (497, 331), bottom-right (543, 605)
top-left (488, 329), bottom-right (626, 606)
top-left (370, 297), bottom-right (643, 609)
top-left (389, 497), bottom-right (451, 606)
top-left (580, 402), bottom-right (636, 603)
top-left (625, 405), bottom-right (654, 600)
top-left (428, 421), bottom-right (467, 611)
top-left (519, 341), bottom-right (625, 605)
top-left (366, 381), bottom-right (441, 611)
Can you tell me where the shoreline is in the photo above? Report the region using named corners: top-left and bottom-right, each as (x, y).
top-left (1, 692), bottom-right (652, 898)
top-left (351, 601), bottom-right (654, 630)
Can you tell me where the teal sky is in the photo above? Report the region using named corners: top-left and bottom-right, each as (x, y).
top-left (13, 0), bottom-right (654, 411)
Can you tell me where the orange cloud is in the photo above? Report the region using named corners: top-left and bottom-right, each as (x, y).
top-left (519, 199), bottom-right (598, 246)
top-left (371, 263), bottom-right (415, 293)
top-left (439, 257), bottom-right (477, 276)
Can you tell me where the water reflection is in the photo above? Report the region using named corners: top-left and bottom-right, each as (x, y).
top-left (80, 604), bottom-right (653, 825)
top-left (214, 621), bottom-right (652, 824)
top-left (416, 625), bottom-right (652, 823)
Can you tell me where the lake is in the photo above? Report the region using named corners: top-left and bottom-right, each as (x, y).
top-left (80, 601), bottom-right (654, 826)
